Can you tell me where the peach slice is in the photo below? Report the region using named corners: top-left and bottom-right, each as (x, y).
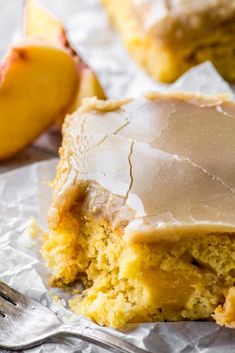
top-left (0, 41), bottom-right (78, 160)
top-left (24, 0), bottom-right (106, 113)
top-left (24, 0), bottom-right (65, 45)
top-left (71, 64), bottom-right (107, 111)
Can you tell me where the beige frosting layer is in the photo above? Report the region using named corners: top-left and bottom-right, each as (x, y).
top-left (132, 0), bottom-right (235, 46)
top-left (49, 93), bottom-right (235, 243)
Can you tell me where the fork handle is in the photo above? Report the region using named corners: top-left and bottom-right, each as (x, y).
top-left (58, 324), bottom-right (149, 353)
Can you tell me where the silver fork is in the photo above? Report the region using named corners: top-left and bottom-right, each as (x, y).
top-left (0, 281), bottom-right (149, 353)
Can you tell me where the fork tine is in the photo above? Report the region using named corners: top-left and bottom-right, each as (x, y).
top-left (0, 296), bottom-right (17, 317)
top-left (0, 282), bottom-right (27, 306)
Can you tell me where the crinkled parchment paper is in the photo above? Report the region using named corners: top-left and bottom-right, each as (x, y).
top-left (0, 0), bottom-right (235, 352)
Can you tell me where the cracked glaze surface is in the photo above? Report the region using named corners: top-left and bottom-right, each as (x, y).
top-left (49, 93), bottom-right (235, 243)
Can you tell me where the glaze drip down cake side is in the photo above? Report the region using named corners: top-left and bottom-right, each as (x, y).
top-left (42, 92), bottom-right (235, 329)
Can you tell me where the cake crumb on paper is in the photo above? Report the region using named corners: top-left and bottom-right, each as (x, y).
top-left (28, 217), bottom-right (43, 239)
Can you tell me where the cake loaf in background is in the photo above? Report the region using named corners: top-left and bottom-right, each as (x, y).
top-left (101, 0), bottom-right (235, 83)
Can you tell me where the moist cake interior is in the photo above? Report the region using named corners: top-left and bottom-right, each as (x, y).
top-left (42, 183), bottom-right (235, 328)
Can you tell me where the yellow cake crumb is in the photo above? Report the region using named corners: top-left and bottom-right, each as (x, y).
top-left (28, 217), bottom-right (43, 239)
top-left (213, 287), bottom-right (235, 328)
top-left (42, 214), bottom-right (235, 328)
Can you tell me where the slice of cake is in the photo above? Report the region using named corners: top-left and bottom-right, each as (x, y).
top-left (101, 0), bottom-right (235, 83)
top-left (42, 92), bottom-right (235, 329)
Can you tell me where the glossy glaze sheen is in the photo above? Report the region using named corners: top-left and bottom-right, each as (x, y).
top-left (49, 93), bottom-right (235, 243)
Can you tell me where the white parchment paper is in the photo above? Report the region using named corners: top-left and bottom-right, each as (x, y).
top-left (1, 0), bottom-right (235, 352)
